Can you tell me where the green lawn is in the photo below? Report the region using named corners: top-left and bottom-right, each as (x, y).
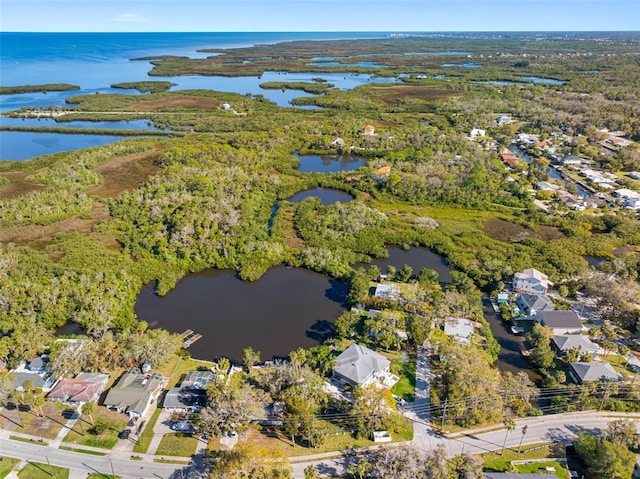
top-left (515, 461), bottom-right (570, 479)
top-left (87, 475), bottom-right (120, 479)
top-left (133, 407), bottom-right (161, 454)
top-left (17, 462), bottom-right (68, 479)
top-left (0, 457), bottom-right (21, 479)
top-left (155, 433), bottom-right (199, 457)
top-left (391, 357), bottom-right (416, 402)
top-left (62, 408), bottom-right (127, 449)
top-left (481, 442), bottom-right (562, 471)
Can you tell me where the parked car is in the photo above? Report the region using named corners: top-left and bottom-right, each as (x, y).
top-left (118, 429), bottom-right (131, 439)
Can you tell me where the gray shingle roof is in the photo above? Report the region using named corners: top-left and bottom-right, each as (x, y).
top-left (334, 344), bottom-right (390, 386)
top-left (163, 387), bottom-right (207, 410)
top-left (570, 362), bottom-right (621, 383)
top-left (539, 310), bottom-right (582, 329)
top-left (552, 335), bottom-right (598, 353)
top-left (103, 369), bottom-right (164, 415)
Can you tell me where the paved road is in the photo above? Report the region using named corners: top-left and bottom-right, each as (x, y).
top-left (0, 438), bottom-right (189, 478)
top-left (293, 412), bottom-right (640, 478)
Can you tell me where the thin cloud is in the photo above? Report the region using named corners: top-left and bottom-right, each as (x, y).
top-left (114, 12), bottom-right (149, 23)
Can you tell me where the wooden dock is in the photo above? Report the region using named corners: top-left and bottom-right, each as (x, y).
top-left (180, 330), bottom-right (202, 348)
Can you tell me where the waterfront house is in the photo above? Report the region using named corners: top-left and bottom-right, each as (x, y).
top-left (363, 125), bottom-right (375, 136)
top-left (562, 155), bottom-right (583, 166)
top-left (330, 137), bottom-right (345, 148)
top-left (516, 292), bottom-right (553, 316)
top-left (533, 310), bottom-right (582, 335)
top-left (443, 317), bottom-right (476, 345)
top-left (569, 362), bottom-right (621, 384)
top-left (47, 373), bottom-right (109, 405)
top-left (513, 268), bottom-right (553, 295)
top-left (374, 283), bottom-right (400, 301)
top-left (163, 370), bottom-right (215, 412)
top-left (552, 335), bottom-right (599, 359)
top-left (10, 355), bottom-right (55, 392)
top-left (103, 369), bottom-right (164, 418)
top-left (333, 344), bottom-right (398, 388)
top-left (629, 171), bottom-right (640, 181)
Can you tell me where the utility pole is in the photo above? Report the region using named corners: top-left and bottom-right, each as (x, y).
top-left (110, 458), bottom-right (115, 478)
top-left (46, 456), bottom-right (53, 477)
top-left (441, 398), bottom-right (448, 430)
top-left (518, 425), bottom-right (528, 453)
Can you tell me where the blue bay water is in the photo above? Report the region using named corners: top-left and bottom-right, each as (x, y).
top-left (0, 32), bottom-right (388, 160)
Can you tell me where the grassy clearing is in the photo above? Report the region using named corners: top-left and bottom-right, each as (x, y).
top-left (481, 442), bottom-right (561, 471)
top-left (390, 356), bottom-right (416, 402)
top-left (9, 404), bottom-right (65, 439)
top-left (515, 461), bottom-right (570, 479)
top-left (133, 407), bottom-right (161, 454)
top-left (17, 462), bottom-right (68, 479)
top-left (62, 408), bottom-right (127, 449)
top-left (155, 433), bottom-right (199, 457)
top-left (0, 457), bottom-right (21, 479)
top-left (235, 416), bottom-right (413, 457)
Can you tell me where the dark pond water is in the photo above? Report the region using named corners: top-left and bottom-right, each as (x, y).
top-left (1, 131), bottom-right (125, 161)
top-left (482, 296), bottom-right (541, 382)
top-left (288, 188), bottom-right (354, 205)
top-left (136, 267), bottom-right (349, 362)
top-left (296, 153), bottom-right (367, 173)
top-left (361, 246), bottom-right (453, 284)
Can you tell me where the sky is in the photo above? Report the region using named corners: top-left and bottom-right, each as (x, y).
top-left (1, 0), bottom-right (639, 33)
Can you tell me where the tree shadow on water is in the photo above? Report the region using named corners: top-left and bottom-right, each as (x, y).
top-left (306, 319), bottom-right (335, 342)
top-left (325, 279), bottom-right (349, 307)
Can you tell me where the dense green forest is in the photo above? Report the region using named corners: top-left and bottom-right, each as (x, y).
top-left (1, 33), bottom-right (640, 374)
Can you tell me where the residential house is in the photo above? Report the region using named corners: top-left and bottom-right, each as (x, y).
top-left (613, 188), bottom-right (640, 200)
top-left (624, 198), bottom-right (640, 210)
top-left (10, 355), bottom-right (55, 392)
top-left (516, 293), bottom-right (553, 316)
top-left (373, 165), bottom-right (392, 181)
top-left (497, 292), bottom-right (509, 304)
top-left (562, 155), bottom-right (583, 166)
top-left (221, 103), bottom-right (232, 110)
top-left (496, 115), bottom-right (513, 126)
top-left (374, 283), bottom-right (400, 301)
top-left (552, 335), bottom-right (599, 359)
top-left (443, 317), bottom-right (476, 345)
top-left (163, 371), bottom-right (215, 413)
top-left (535, 181), bottom-right (560, 192)
top-left (333, 344), bottom-right (398, 388)
top-left (362, 125), bottom-right (375, 136)
top-left (513, 268), bottom-right (553, 295)
top-left (468, 128), bottom-right (486, 139)
top-left (569, 362), bottom-right (621, 384)
top-left (47, 373), bottom-right (109, 405)
top-left (629, 171), bottom-right (640, 181)
top-left (533, 310), bottom-right (583, 335)
top-left (330, 137), bottom-right (345, 148)
top-left (103, 369), bottom-right (164, 418)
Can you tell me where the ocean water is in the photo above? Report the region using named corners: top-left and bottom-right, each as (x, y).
top-left (0, 32), bottom-right (386, 88)
top-left (0, 32), bottom-right (387, 160)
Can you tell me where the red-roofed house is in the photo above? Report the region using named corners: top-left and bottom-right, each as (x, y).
top-left (47, 373), bottom-right (109, 405)
top-left (363, 125), bottom-right (375, 136)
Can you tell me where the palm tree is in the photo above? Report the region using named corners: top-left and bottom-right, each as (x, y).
top-left (32, 394), bottom-right (45, 417)
top-left (501, 417), bottom-right (516, 455)
top-left (81, 401), bottom-right (95, 425)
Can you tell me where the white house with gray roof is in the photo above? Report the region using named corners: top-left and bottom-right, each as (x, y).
top-left (516, 292), bottom-right (553, 316)
top-left (569, 362), bottom-right (621, 384)
top-left (103, 369), bottom-right (164, 418)
top-left (552, 335), bottom-right (599, 359)
top-left (333, 344), bottom-right (398, 388)
top-left (513, 268), bottom-right (553, 294)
